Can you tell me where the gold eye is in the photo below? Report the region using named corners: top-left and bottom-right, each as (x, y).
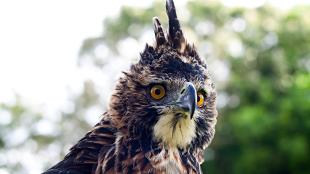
top-left (197, 93), bottom-right (205, 107)
top-left (150, 85), bottom-right (165, 100)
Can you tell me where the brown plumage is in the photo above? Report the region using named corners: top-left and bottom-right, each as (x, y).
top-left (43, 0), bottom-right (217, 173)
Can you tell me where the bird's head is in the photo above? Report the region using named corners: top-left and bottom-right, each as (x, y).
top-left (109, 0), bottom-right (217, 150)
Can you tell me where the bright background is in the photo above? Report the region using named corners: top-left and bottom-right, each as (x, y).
top-left (0, 0), bottom-right (309, 173)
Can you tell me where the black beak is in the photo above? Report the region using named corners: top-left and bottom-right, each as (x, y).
top-left (176, 82), bottom-right (197, 119)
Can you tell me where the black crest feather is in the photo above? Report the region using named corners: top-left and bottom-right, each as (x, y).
top-left (153, 17), bottom-right (166, 46)
top-left (153, 0), bottom-right (186, 53)
top-left (166, 0), bottom-right (185, 50)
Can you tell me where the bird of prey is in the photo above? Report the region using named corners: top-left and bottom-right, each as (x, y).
top-left (43, 0), bottom-right (217, 173)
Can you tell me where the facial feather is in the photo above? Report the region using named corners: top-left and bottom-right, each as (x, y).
top-left (153, 112), bottom-right (196, 148)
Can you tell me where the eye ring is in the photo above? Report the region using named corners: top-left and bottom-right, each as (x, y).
top-left (197, 92), bottom-right (205, 107)
top-left (150, 85), bottom-right (166, 100)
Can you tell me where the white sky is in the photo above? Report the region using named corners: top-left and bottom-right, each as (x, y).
top-left (0, 0), bottom-right (153, 113)
top-left (0, 0), bottom-right (309, 114)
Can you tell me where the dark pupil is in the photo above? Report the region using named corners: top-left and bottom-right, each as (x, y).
top-left (154, 88), bottom-right (161, 95)
top-left (197, 96), bottom-right (200, 102)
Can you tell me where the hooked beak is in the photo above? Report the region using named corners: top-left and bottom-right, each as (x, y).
top-left (176, 82), bottom-right (197, 119)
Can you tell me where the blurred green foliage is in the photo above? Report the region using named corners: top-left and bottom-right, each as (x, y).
top-left (1, 0), bottom-right (310, 174)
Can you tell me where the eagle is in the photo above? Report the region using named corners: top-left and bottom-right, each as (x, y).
top-left (43, 0), bottom-right (217, 173)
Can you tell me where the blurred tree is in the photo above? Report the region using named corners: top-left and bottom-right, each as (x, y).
top-left (0, 82), bottom-right (102, 174)
top-left (1, 0), bottom-right (309, 174)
